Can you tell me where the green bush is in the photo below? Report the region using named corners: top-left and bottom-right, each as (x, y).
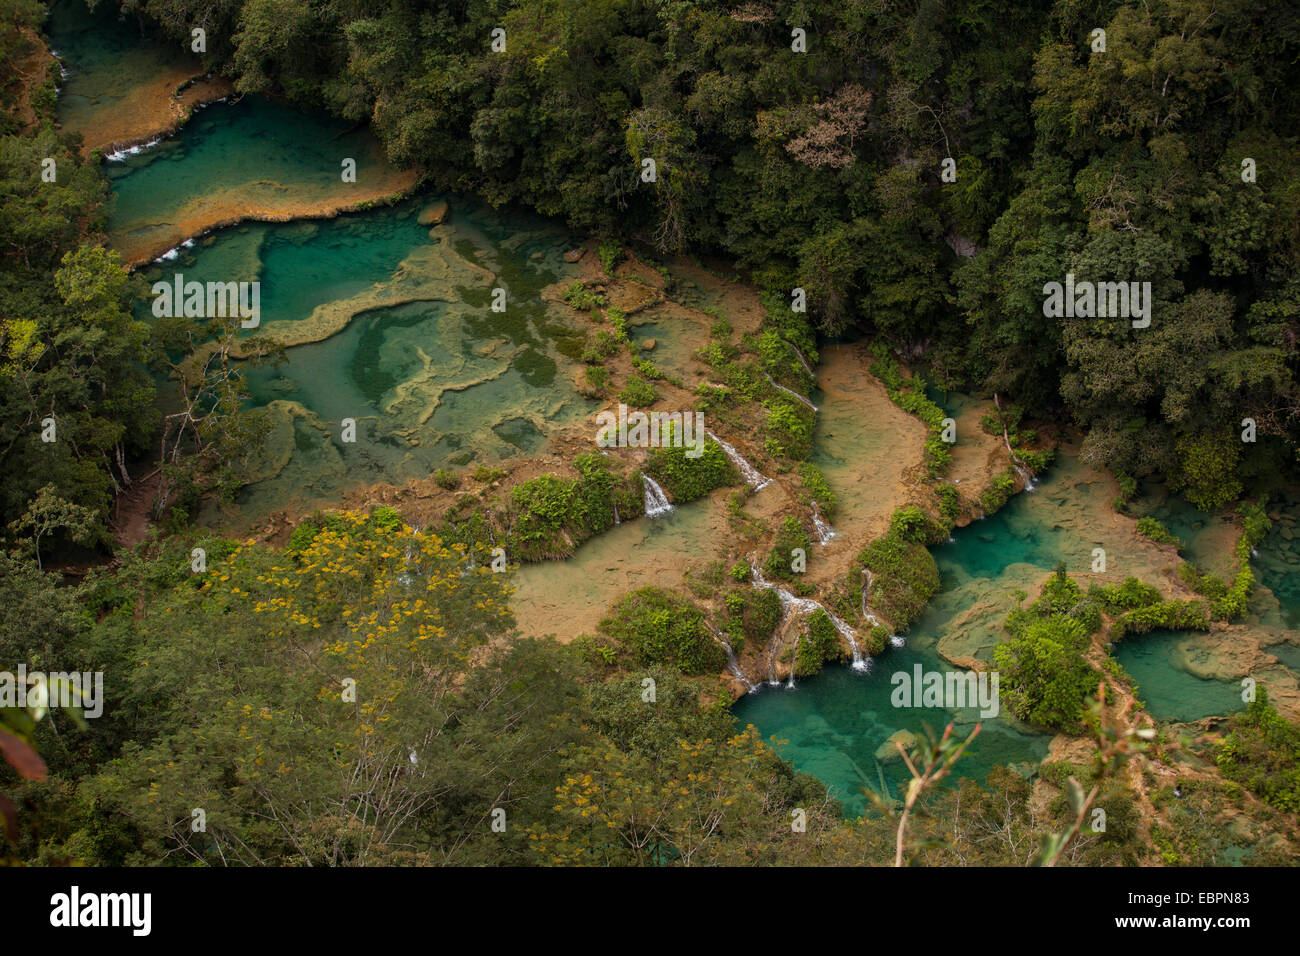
top-left (506, 453), bottom-right (625, 560)
top-left (980, 469), bottom-right (1018, 514)
top-left (597, 238), bottom-right (622, 274)
top-left (1136, 516), bottom-right (1181, 547)
top-left (763, 515), bottom-right (811, 581)
top-left (856, 530), bottom-right (940, 630)
top-left (645, 435), bottom-right (737, 502)
top-left (433, 468), bottom-right (460, 490)
top-left (599, 587), bottom-right (726, 674)
top-left (889, 505), bottom-right (947, 545)
top-left (607, 306), bottom-right (629, 341)
top-left (1172, 430), bottom-right (1243, 512)
top-left (1216, 687), bottom-right (1300, 813)
top-left (724, 586), bottom-right (783, 654)
top-left (1177, 562), bottom-right (1227, 600)
top-left (631, 358), bottom-right (662, 380)
top-left (563, 281), bottom-right (604, 311)
top-left (1089, 577), bottom-right (1162, 612)
top-left (584, 364), bottom-right (610, 392)
top-left (936, 484), bottom-right (962, 522)
top-left (1112, 600), bottom-right (1211, 638)
top-left (369, 505), bottom-right (403, 532)
top-left (795, 610), bottom-right (843, 676)
top-left (582, 330), bottom-right (621, 363)
top-left (618, 375), bottom-right (658, 406)
top-left (287, 518), bottom-right (322, 551)
top-left (994, 615), bottom-right (1098, 733)
top-left (796, 462), bottom-right (837, 518)
top-left (763, 397), bottom-right (815, 461)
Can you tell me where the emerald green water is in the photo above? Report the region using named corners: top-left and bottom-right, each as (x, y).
top-left (49, 0), bottom-right (194, 137)
top-left (116, 101), bottom-right (597, 522)
top-left (136, 198), bottom-right (596, 521)
top-left (1256, 490), bottom-right (1300, 631)
top-left (735, 459), bottom-right (1087, 818)
top-left (105, 95), bottom-right (399, 257)
top-left (1112, 631), bottom-right (1244, 723)
top-left (733, 444), bottom-right (1291, 815)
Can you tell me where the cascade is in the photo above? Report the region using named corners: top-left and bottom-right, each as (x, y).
top-left (642, 474), bottom-right (674, 518)
top-left (705, 430), bottom-right (771, 490)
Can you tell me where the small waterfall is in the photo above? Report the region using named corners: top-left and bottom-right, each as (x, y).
top-left (641, 474), bottom-right (674, 518)
top-left (707, 624), bottom-right (756, 692)
top-left (1013, 461), bottom-right (1037, 492)
top-left (765, 373), bottom-right (817, 412)
top-left (811, 502), bottom-right (835, 545)
top-left (786, 632), bottom-right (800, 689)
top-left (787, 341), bottom-right (815, 379)
top-left (751, 562), bottom-right (867, 671)
top-left (706, 430), bottom-right (771, 490)
top-left (612, 499), bottom-right (620, 526)
top-left (106, 136), bottom-right (164, 162)
top-left (860, 570), bottom-right (881, 627)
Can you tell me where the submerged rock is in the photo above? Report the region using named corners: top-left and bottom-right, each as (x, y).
top-left (563, 247), bottom-right (586, 263)
top-left (640, 338), bottom-right (656, 351)
top-left (417, 200), bottom-right (450, 226)
top-left (874, 729), bottom-right (917, 763)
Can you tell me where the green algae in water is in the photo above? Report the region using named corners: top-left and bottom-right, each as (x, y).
top-left (1112, 631), bottom-right (1244, 723)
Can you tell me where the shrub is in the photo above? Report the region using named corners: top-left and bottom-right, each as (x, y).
top-left (1172, 430), bottom-right (1243, 512)
top-left (433, 468), bottom-right (460, 490)
top-left (631, 358), bottom-right (662, 380)
top-left (599, 587), bottom-right (726, 674)
top-left (763, 397), bottom-right (815, 461)
top-left (1216, 688), bottom-right (1300, 813)
top-left (597, 238), bottom-right (622, 273)
top-left (1112, 600), bottom-right (1211, 638)
top-left (1177, 562), bottom-right (1227, 600)
top-left (763, 516), bottom-right (811, 581)
top-left (582, 330), bottom-right (621, 363)
top-left (584, 364), bottom-right (610, 392)
top-left (618, 375), bottom-right (658, 406)
top-left (796, 462), bottom-right (837, 518)
top-left (645, 435), bottom-right (737, 502)
top-left (724, 586), bottom-right (783, 654)
top-left (980, 469), bottom-right (1017, 514)
top-left (936, 484), bottom-right (962, 522)
top-left (1090, 577), bottom-right (1162, 612)
top-left (369, 506), bottom-right (403, 532)
top-left (994, 615), bottom-right (1098, 733)
top-left (563, 281), bottom-right (604, 311)
top-left (889, 505), bottom-right (947, 545)
top-left (1136, 516), bottom-right (1181, 547)
top-left (856, 532), bottom-right (940, 629)
top-left (607, 306), bottom-right (629, 341)
top-left (795, 610), bottom-right (843, 676)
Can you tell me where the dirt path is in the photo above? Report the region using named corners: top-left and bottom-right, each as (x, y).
top-left (110, 470), bottom-right (160, 551)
